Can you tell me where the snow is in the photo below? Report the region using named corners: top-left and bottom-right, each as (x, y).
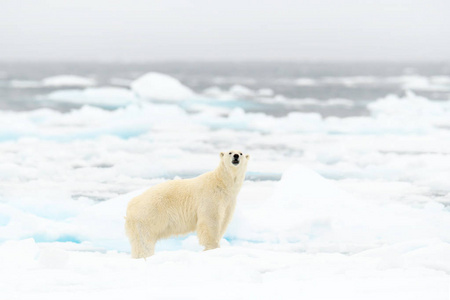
top-left (1, 154), bottom-right (450, 298)
top-left (42, 75), bottom-right (97, 87)
top-left (131, 72), bottom-right (196, 101)
top-left (1, 82), bottom-right (450, 298)
top-left (229, 166), bottom-right (450, 253)
top-left (1, 239), bottom-right (449, 300)
top-left (10, 164), bottom-right (449, 253)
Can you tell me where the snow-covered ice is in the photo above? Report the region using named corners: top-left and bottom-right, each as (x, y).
top-left (1, 75), bottom-right (450, 299)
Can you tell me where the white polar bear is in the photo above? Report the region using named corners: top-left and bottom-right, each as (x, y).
top-left (125, 150), bottom-right (249, 258)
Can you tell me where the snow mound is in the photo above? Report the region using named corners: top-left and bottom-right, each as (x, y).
top-left (45, 87), bottom-right (136, 108)
top-left (131, 72), bottom-right (196, 101)
top-left (42, 75), bottom-right (96, 87)
top-left (228, 165), bottom-right (450, 253)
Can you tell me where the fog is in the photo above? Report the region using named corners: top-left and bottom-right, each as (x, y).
top-left (1, 0), bottom-right (449, 61)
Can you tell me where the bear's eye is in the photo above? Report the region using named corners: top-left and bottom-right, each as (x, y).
top-left (229, 152), bottom-right (232, 155)
top-left (240, 153), bottom-right (242, 155)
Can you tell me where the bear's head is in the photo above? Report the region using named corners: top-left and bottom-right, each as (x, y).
top-left (220, 150), bottom-right (250, 170)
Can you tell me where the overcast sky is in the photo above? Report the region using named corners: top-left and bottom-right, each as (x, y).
top-left (1, 0), bottom-right (449, 62)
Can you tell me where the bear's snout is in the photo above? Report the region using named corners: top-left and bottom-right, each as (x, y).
top-left (232, 153), bottom-right (240, 165)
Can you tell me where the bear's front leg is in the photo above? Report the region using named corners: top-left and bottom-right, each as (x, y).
top-left (197, 216), bottom-right (221, 251)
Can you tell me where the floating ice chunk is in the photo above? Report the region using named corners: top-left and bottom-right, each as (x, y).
top-left (430, 75), bottom-right (450, 86)
top-left (281, 75), bottom-right (450, 91)
top-left (201, 85), bottom-right (274, 101)
top-left (42, 75), bottom-right (96, 87)
top-left (322, 76), bottom-right (378, 86)
top-left (253, 112), bottom-right (325, 133)
top-left (399, 75), bottom-right (430, 90)
top-left (257, 88), bottom-right (274, 97)
top-left (9, 80), bottom-right (42, 88)
top-left (109, 78), bottom-right (133, 87)
top-left (202, 86), bottom-right (227, 98)
top-left (397, 75), bottom-right (450, 92)
top-left (367, 91), bottom-right (450, 128)
top-left (295, 78), bottom-right (317, 86)
top-left (131, 72), bottom-right (196, 101)
top-left (257, 96), bottom-right (354, 108)
top-left (325, 98), bottom-right (354, 106)
top-left (2, 91), bottom-right (449, 143)
top-left (45, 87), bottom-right (137, 108)
top-left (201, 85), bottom-right (258, 101)
top-left (229, 85), bottom-right (255, 98)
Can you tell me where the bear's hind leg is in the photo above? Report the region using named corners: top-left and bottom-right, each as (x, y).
top-left (125, 219), bottom-right (156, 258)
top-left (125, 219), bottom-right (143, 258)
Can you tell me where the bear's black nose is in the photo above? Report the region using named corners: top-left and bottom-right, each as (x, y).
top-left (233, 154), bottom-right (239, 159)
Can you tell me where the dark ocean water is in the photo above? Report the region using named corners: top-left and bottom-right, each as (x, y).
top-left (1, 61), bottom-right (449, 116)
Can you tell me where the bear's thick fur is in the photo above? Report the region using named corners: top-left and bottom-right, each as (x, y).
top-left (125, 150), bottom-right (249, 258)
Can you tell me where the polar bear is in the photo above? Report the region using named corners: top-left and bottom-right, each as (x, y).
top-left (125, 150), bottom-right (249, 258)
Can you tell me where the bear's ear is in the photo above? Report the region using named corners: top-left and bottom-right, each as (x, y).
top-left (245, 154), bottom-right (250, 160)
top-left (220, 152), bottom-right (225, 158)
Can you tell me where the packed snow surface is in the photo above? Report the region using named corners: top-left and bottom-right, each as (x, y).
top-left (1, 74), bottom-right (450, 299)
